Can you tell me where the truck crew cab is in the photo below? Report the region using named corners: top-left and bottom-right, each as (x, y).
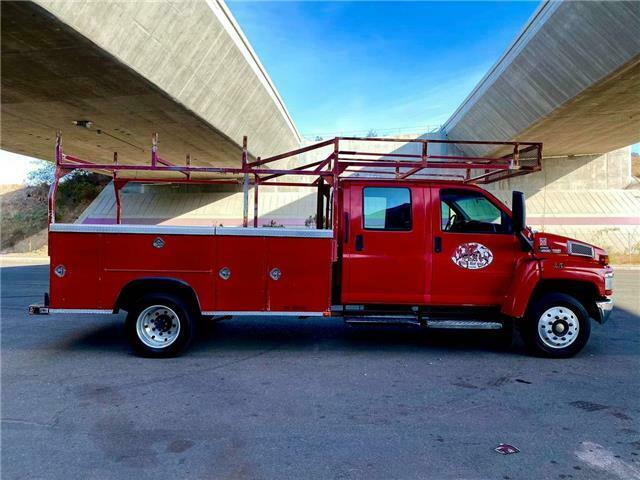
top-left (30, 134), bottom-right (614, 358)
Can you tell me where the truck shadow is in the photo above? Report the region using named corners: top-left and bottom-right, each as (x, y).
top-left (198, 317), bottom-right (532, 355)
top-left (64, 318), bottom-right (525, 356)
top-left (64, 310), bottom-right (637, 358)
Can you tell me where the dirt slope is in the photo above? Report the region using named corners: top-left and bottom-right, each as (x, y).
top-left (1, 174), bottom-right (108, 254)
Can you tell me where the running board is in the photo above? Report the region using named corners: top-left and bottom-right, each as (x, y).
top-left (426, 320), bottom-right (502, 330)
top-left (344, 316), bottom-right (504, 330)
top-left (344, 315), bottom-right (421, 327)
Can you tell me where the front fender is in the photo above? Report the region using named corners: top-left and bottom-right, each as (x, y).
top-left (501, 257), bottom-right (541, 318)
top-left (538, 261), bottom-right (607, 297)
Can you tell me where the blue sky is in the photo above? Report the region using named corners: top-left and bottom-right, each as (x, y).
top-left (228, 1), bottom-right (540, 137)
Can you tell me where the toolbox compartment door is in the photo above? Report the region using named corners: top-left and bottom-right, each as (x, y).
top-left (214, 236), bottom-right (268, 312)
top-left (266, 236), bottom-right (332, 313)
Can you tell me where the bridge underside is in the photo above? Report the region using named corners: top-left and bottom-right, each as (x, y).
top-left (516, 58), bottom-right (640, 157)
top-left (444, 1), bottom-right (640, 158)
top-left (1, 1), bottom-right (300, 179)
top-left (1, 2), bottom-right (240, 173)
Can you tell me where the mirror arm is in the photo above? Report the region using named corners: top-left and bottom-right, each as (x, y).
top-left (517, 230), bottom-right (534, 252)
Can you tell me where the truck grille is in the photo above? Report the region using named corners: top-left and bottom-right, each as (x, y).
top-left (567, 241), bottom-right (594, 258)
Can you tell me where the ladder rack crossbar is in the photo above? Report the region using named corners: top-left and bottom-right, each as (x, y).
top-left (49, 132), bottom-right (542, 227)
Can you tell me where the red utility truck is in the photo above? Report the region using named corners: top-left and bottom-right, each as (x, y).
top-left (29, 135), bottom-right (614, 358)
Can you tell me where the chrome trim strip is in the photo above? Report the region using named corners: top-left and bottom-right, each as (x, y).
top-left (50, 224), bottom-right (215, 236)
top-left (48, 309), bottom-right (113, 314)
top-left (103, 268), bottom-right (212, 274)
top-left (202, 311), bottom-right (327, 317)
top-left (426, 320), bottom-right (503, 330)
top-left (49, 308), bottom-right (329, 317)
top-left (215, 227), bottom-right (333, 238)
top-left (345, 317), bottom-right (421, 326)
top-left (50, 224), bottom-right (333, 238)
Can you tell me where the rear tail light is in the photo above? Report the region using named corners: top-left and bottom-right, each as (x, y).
top-left (599, 254), bottom-right (609, 266)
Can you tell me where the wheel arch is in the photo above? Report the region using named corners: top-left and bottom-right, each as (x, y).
top-left (114, 277), bottom-right (201, 315)
top-left (527, 279), bottom-right (600, 321)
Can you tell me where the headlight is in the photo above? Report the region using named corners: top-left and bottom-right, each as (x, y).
top-left (605, 273), bottom-right (614, 291)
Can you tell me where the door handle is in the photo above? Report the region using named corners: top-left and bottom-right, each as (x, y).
top-left (434, 236), bottom-right (442, 253)
top-left (344, 213), bottom-right (349, 243)
top-left (355, 234), bottom-right (364, 252)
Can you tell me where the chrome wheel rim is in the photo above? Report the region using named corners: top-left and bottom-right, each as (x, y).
top-left (538, 306), bottom-right (579, 349)
top-left (136, 305), bottom-right (181, 349)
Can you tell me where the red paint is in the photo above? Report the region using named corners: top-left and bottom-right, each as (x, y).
top-left (49, 232), bottom-right (100, 308)
top-left (215, 236), bottom-right (267, 311)
top-left (49, 179), bottom-right (613, 320)
top-left (49, 231), bottom-right (334, 313)
top-left (46, 134), bottom-right (612, 323)
top-left (501, 257), bottom-right (541, 318)
top-left (428, 186), bottom-right (523, 306)
top-left (98, 233), bottom-right (216, 310)
top-left (266, 237), bottom-right (333, 312)
top-left (341, 181), bottom-right (432, 304)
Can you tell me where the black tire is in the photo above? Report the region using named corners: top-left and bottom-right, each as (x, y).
top-left (521, 293), bottom-right (591, 358)
top-left (125, 293), bottom-right (196, 357)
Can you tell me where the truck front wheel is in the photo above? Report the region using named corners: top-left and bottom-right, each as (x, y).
top-left (125, 294), bottom-right (195, 357)
top-left (522, 293), bottom-right (591, 358)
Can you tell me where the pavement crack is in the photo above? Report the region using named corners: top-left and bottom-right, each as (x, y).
top-left (120, 345), bottom-right (284, 390)
top-left (2, 418), bottom-right (55, 428)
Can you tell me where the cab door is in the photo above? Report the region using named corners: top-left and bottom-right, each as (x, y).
top-left (341, 182), bottom-right (431, 305)
top-left (430, 187), bottom-right (519, 306)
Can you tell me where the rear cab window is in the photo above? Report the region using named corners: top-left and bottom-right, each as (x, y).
top-left (363, 187), bottom-right (412, 231)
top-left (440, 189), bottom-right (511, 234)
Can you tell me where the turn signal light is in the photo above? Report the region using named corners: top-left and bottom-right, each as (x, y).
top-left (599, 254), bottom-right (609, 266)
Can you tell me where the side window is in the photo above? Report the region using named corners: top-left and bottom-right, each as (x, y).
top-left (363, 187), bottom-right (412, 231)
top-left (440, 189), bottom-right (511, 234)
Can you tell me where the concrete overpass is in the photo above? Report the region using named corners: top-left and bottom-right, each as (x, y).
top-left (1, 0), bottom-right (300, 173)
top-left (442, 0), bottom-right (640, 157)
top-left (2, 0), bottom-right (638, 258)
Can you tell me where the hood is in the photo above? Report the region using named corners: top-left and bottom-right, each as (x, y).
top-left (532, 231), bottom-right (608, 263)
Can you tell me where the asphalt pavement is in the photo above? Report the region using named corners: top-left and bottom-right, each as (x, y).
top-left (1, 257), bottom-right (639, 480)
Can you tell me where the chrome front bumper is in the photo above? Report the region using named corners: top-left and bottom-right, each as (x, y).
top-left (595, 297), bottom-right (614, 324)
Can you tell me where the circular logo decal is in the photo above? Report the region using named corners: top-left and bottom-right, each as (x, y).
top-left (451, 242), bottom-right (493, 270)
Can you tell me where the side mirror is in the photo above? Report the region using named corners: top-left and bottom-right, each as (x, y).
top-left (512, 191), bottom-right (526, 233)
top-left (512, 191), bottom-right (533, 252)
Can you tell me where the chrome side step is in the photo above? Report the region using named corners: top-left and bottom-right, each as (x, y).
top-left (426, 320), bottom-right (502, 330)
top-left (344, 317), bottom-right (503, 330)
top-left (344, 315), bottom-right (421, 327)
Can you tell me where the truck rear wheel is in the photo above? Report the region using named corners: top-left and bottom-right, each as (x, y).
top-left (125, 293), bottom-right (195, 357)
top-left (522, 293), bottom-right (591, 358)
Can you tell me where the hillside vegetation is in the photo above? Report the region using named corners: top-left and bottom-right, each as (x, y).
top-left (1, 170), bottom-right (108, 254)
